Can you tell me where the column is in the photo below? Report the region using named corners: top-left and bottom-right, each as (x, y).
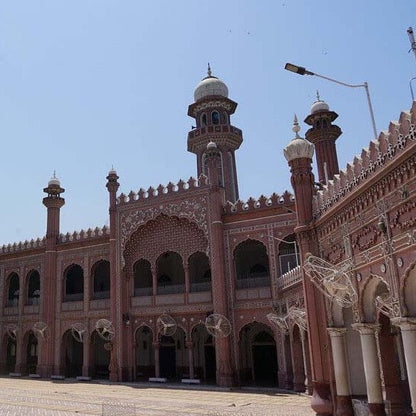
top-left (352, 323), bottom-right (386, 416)
top-left (186, 341), bottom-right (194, 379)
top-left (153, 342), bottom-right (160, 378)
top-left (151, 265), bottom-right (157, 305)
top-left (392, 317), bottom-right (416, 415)
top-left (327, 328), bottom-right (354, 416)
top-left (184, 263), bottom-right (190, 304)
top-left (82, 338), bottom-right (90, 377)
top-left (300, 329), bottom-right (313, 395)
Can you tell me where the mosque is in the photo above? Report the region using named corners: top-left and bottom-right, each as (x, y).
top-left (0, 66), bottom-right (415, 416)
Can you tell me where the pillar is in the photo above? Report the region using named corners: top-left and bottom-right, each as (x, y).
top-left (186, 341), bottom-right (195, 379)
top-left (153, 342), bottom-right (160, 378)
top-left (82, 338), bottom-right (90, 377)
top-left (300, 329), bottom-right (313, 395)
top-left (184, 263), bottom-right (190, 304)
top-left (392, 318), bottom-right (416, 415)
top-left (352, 323), bottom-right (386, 416)
top-left (327, 328), bottom-right (354, 416)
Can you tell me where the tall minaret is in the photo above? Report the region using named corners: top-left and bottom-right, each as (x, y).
top-left (41, 173), bottom-right (65, 377)
top-left (187, 65), bottom-right (243, 202)
top-left (304, 93), bottom-right (342, 185)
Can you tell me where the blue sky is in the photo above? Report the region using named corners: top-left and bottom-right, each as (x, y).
top-left (0, 1), bottom-right (415, 244)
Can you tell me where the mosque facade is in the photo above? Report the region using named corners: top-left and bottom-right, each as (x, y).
top-left (0, 68), bottom-right (416, 416)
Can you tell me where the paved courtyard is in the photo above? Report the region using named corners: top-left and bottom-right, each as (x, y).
top-left (0, 377), bottom-right (314, 416)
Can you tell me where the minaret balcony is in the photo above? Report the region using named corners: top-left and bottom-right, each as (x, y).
top-left (187, 124), bottom-right (243, 152)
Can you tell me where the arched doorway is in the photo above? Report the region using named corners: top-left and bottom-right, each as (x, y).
top-left (26, 332), bottom-right (38, 375)
top-left (62, 330), bottom-right (83, 377)
top-left (239, 322), bottom-right (278, 386)
top-left (159, 327), bottom-right (186, 380)
top-left (135, 326), bottom-right (154, 380)
top-left (91, 330), bottom-right (110, 379)
top-left (192, 323), bottom-right (216, 382)
top-left (5, 336), bottom-right (16, 373)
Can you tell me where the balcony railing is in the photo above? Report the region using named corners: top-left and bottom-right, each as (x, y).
top-left (157, 284), bottom-right (185, 295)
top-left (190, 281), bottom-right (212, 292)
top-left (92, 290), bottom-right (110, 300)
top-left (276, 265), bottom-right (302, 290)
top-left (134, 287), bottom-right (153, 297)
top-left (236, 276), bottom-right (270, 289)
top-left (63, 293), bottom-right (84, 302)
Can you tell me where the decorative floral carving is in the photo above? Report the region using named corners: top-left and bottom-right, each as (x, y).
top-left (351, 225), bottom-right (379, 251)
top-left (391, 200), bottom-right (416, 230)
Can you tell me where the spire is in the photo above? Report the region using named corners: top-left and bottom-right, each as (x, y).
top-left (293, 114), bottom-right (300, 138)
top-left (316, 90), bottom-right (321, 101)
top-left (207, 62), bottom-right (212, 77)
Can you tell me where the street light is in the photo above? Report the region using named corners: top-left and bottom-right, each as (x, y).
top-left (284, 63), bottom-right (378, 141)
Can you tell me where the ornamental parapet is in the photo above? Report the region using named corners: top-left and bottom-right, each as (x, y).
top-left (59, 226), bottom-right (110, 243)
top-left (0, 237), bottom-right (46, 254)
top-left (224, 190), bottom-right (295, 215)
top-left (275, 265), bottom-right (302, 290)
top-left (313, 103), bottom-right (416, 218)
top-left (117, 174), bottom-right (209, 206)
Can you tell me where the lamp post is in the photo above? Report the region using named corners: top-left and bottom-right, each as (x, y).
top-left (284, 63), bottom-right (378, 141)
top-left (410, 76), bottom-right (416, 102)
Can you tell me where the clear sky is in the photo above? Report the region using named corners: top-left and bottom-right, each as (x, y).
top-left (0, 1), bottom-right (415, 245)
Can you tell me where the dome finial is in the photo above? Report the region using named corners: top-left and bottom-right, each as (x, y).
top-left (207, 62), bottom-right (212, 77)
top-left (316, 90), bottom-right (320, 101)
top-left (292, 114), bottom-right (301, 138)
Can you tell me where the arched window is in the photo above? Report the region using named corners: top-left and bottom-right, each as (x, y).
top-left (27, 270), bottom-right (40, 305)
top-left (7, 272), bottom-right (19, 307)
top-left (201, 113), bottom-right (207, 127)
top-left (134, 259), bottom-right (153, 296)
top-left (212, 111), bottom-right (220, 125)
top-left (189, 252), bottom-right (211, 292)
top-left (156, 251), bottom-right (185, 295)
top-left (234, 240), bottom-right (270, 289)
top-left (64, 264), bottom-right (84, 302)
top-left (91, 260), bottom-right (110, 299)
top-left (278, 234), bottom-right (299, 275)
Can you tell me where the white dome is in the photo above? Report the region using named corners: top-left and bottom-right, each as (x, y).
top-left (311, 100), bottom-right (329, 114)
top-left (207, 141), bottom-right (217, 150)
top-left (48, 176), bottom-right (60, 187)
top-left (194, 76), bottom-right (228, 102)
top-left (284, 137), bottom-right (314, 162)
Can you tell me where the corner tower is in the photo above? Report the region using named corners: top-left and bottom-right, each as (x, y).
top-left (187, 65), bottom-right (243, 202)
top-left (304, 94), bottom-right (342, 185)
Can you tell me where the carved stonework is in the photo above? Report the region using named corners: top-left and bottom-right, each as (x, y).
top-left (391, 200), bottom-right (416, 230)
top-left (351, 225), bottom-right (379, 251)
top-left (119, 196), bottom-right (208, 252)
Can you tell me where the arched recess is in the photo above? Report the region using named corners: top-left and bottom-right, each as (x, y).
top-left (26, 270), bottom-right (40, 305)
top-left (191, 323), bottom-right (216, 381)
top-left (159, 327), bottom-right (186, 380)
top-left (90, 330), bottom-right (110, 379)
top-left (25, 331), bottom-right (38, 375)
top-left (189, 252), bottom-right (211, 292)
top-left (64, 264), bottom-right (84, 302)
top-left (91, 260), bottom-right (110, 299)
top-left (133, 259), bottom-right (153, 296)
top-left (239, 322), bottom-right (278, 386)
top-left (361, 275), bottom-right (390, 322)
top-left (404, 263), bottom-right (416, 316)
top-left (1, 334), bottom-right (16, 374)
top-left (7, 272), bottom-right (19, 307)
top-left (135, 326), bottom-right (154, 380)
top-left (278, 233), bottom-right (299, 275)
top-left (234, 240), bottom-right (270, 289)
top-left (156, 251), bottom-right (185, 295)
top-left (61, 329), bottom-right (83, 377)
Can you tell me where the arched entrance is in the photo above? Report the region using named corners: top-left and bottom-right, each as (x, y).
top-left (5, 336), bottom-right (16, 373)
top-left (159, 327), bottom-right (186, 380)
top-left (91, 330), bottom-right (110, 379)
top-left (239, 322), bottom-right (278, 386)
top-left (62, 330), bottom-right (83, 377)
top-left (135, 326), bottom-right (154, 380)
top-left (192, 323), bottom-right (216, 382)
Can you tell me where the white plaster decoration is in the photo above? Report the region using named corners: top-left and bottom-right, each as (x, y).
top-left (352, 323), bottom-right (384, 404)
top-left (327, 327), bottom-right (351, 396)
top-left (391, 317), bottom-right (416, 414)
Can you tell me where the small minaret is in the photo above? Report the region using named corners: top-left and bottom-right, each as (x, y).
top-left (106, 168), bottom-right (120, 382)
top-left (304, 93), bottom-right (342, 185)
top-left (284, 116), bottom-right (315, 226)
top-left (187, 65), bottom-right (243, 203)
top-left (41, 173), bottom-right (65, 376)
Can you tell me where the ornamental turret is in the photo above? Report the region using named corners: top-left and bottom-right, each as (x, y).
top-left (304, 93), bottom-right (342, 184)
top-left (187, 65), bottom-right (243, 203)
top-left (284, 116), bottom-right (315, 226)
